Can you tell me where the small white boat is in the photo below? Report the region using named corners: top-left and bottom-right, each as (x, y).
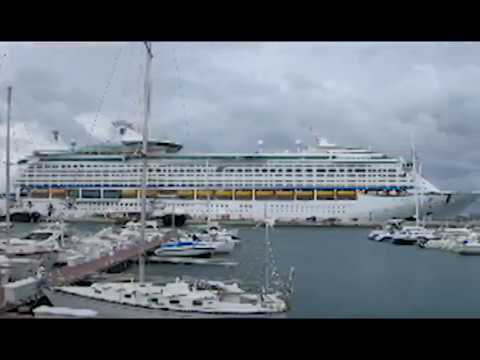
top-left (0, 227), bottom-right (65, 255)
top-left (368, 219), bottom-right (403, 242)
top-left (33, 305), bottom-right (98, 318)
top-left (391, 226), bottom-right (439, 245)
top-left (420, 228), bottom-right (474, 251)
top-left (453, 241), bottom-right (480, 255)
top-left (154, 239), bottom-right (215, 258)
top-left (0, 222), bottom-right (13, 231)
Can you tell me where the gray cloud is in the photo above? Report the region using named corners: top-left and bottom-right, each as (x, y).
top-left (1, 42), bottom-right (480, 193)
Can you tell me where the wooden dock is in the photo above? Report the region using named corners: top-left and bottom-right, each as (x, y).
top-left (46, 233), bottom-right (173, 286)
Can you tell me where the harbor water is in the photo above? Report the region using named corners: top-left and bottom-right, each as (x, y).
top-left (5, 223), bottom-right (480, 318)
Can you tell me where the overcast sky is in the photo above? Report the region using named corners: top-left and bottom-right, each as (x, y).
top-left (0, 41), bottom-right (480, 192)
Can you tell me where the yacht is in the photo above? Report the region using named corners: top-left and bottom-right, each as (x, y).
top-left (0, 225), bottom-right (66, 256)
top-left (391, 226), bottom-right (439, 245)
top-left (153, 239), bottom-right (216, 258)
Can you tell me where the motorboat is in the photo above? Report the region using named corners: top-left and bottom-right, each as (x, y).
top-left (368, 219), bottom-right (403, 242)
top-left (43, 277), bottom-right (289, 318)
top-left (33, 305), bottom-right (98, 318)
top-left (391, 226), bottom-right (439, 245)
top-left (154, 238), bottom-right (215, 258)
top-left (0, 222), bottom-right (13, 231)
top-left (419, 228), bottom-right (474, 250)
top-left (0, 226), bottom-right (65, 255)
top-left (190, 221), bottom-right (240, 239)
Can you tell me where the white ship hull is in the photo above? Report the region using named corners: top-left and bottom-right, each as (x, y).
top-left (18, 191), bottom-right (479, 225)
top-left (42, 288), bottom-right (285, 318)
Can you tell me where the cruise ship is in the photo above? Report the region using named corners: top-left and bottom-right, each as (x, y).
top-left (12, 122), bottom-right (479, 225)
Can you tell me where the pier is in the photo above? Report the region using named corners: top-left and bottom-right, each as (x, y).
top-left (46, 233), bottom-right (173, 286)
top-left (0, 231), bottom-right (174, 315)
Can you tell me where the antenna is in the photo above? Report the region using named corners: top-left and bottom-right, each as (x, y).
top-left (257, 139), bottom-right (264, 153)
top-left (52, 130), bottom-right (59, 142)
top-left (410, 136), bottom-right (420, 227)
top-left (295, 139), bottom-right (302, 153)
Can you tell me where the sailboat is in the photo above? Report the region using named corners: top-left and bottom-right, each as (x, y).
top-left (42, 42), bottom-right (292, 317)
top-left (391, 143), bottom-right (438, 245)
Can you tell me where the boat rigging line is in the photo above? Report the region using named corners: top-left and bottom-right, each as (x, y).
top-left (89, 44), bottom-right (124, 144)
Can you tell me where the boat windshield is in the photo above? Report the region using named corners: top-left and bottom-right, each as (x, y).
top-left (22, 232), bottom-right (53, 240)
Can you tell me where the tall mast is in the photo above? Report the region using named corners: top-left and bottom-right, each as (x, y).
top-left (419, 161), bottom-right (425, 227)
top-left (411, 140), bottom-right (420, 227)
top-left (139, 41), bottom-right (153, 283)
top-left (264, 203), bottom-right (269, 292)
top-left (206, 159), bottom-right (211, 223)
top-left (5, 86), bottom-right (12, 238)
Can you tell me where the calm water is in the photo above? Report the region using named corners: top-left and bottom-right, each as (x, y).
top-left (7, 223), bottom-right (480, 318)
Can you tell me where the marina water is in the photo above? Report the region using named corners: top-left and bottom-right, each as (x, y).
top-left (9, 223), bottom-right (480, 318)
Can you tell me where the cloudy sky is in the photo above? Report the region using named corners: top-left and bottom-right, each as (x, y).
top-left (0, 42), bottom-right (480, 193)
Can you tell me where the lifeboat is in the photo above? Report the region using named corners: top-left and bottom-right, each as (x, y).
top-left (215, 190), bottom-right (233, 199)
top-left (121, 190), bottom-right (138, 199)
top-left (177, 190), bottom-right (194, 199)
top-left (256, 190), bottom-right (275, 198)
top-left (276, 190), bottom-right (294, 199)
top-left (31, 190), bottom-right (49, 199)
top-left (235, 190), bottom-right (252, 199)
top-left (296, 191), bottom-right (314, 200)
top-left (156, 190), bottom-right (177, 198)
top-left (316, 190), bottom-right (335, 198)
top-left (145, 190), bottom-right (159, 197)
top-left (336, 190), bottom-right (357, 200)
top-left (197, 190), bottom-right (214, 198)
top-left (49, 189), bottom-right (67, 199)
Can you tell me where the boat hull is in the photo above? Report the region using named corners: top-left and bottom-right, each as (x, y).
top-left (15, 191), bottom-right (480, 225)
top-left (153, 248), bottom-right (213, 258)
top-left (42, 288), bottom-right (286, 318)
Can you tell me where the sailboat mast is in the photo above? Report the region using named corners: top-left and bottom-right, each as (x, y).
top-left (411, 142), bottom-right (420, 227)
top-left (264, 203), bottom-right (269, 292)
top-left (419, 161), bottom-right (425, 227)
top-left (206, 159), bottom-right (211, 223)
top-left (5, 86), bottom-right (12, 237)
top-left (139, 41), bottom-right (153, 284)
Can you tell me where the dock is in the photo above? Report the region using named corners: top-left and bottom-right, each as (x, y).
top-left (46, 233), bottom-right (174, 286)
top-left (0, 232), bottom-right (174, 315)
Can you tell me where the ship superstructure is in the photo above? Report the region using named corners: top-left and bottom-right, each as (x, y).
top-left (13, 123), bottom-right (478, 225)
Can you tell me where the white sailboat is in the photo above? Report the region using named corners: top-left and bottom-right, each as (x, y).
top-left (391, 142), bottom-right (437, 245)
top-left (42, 42), bottom-right (293, 317)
